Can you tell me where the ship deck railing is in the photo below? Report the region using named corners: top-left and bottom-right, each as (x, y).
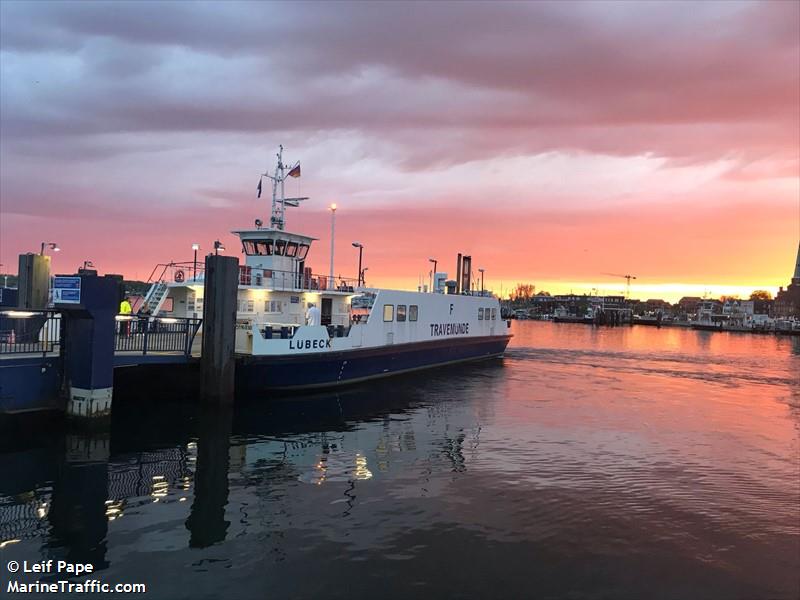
top-left (238, 266), bottom-right (359, 293)
top-left (144, 260), bottom-right (361, 294)
top-left (248, 321), bottom-right (354, 340)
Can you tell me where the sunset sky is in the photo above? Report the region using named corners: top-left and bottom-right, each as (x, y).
top-left (1, 0), bottom-right (798, 302)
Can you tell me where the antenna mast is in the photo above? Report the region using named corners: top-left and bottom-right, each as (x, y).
top-left (259, 145), bottom-right (308, 231)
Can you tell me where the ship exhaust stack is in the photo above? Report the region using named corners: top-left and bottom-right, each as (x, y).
top-left (456, 253), bottom-right (462, 294)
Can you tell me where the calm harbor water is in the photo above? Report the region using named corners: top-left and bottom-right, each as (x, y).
top-left (1, 321), bottom-right (799, 599)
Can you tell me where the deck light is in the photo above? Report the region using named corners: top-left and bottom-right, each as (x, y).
top-left (329, 204), bottom-right (337, 289)
top-left (214, 240), bottom-right (225, 255)
top-left (429, 258), bottom-right (438, 292)
top-left (192, 243), bottom-right (200, 279)
top-left (352, 242), bottom-right (364, 286)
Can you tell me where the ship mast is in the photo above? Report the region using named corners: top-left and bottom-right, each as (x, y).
top-left (259, 145), bottom-right (308, 231)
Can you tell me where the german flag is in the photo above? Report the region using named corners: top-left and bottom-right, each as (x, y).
top-left (287, 164), bottom-right (301, 178)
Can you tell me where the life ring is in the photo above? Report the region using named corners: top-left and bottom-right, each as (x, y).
top-left (175, 270), bottom-right (185, 282)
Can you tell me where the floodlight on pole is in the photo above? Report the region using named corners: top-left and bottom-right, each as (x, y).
top-left (328, 204), bottom-right (337, 290)
top-left (40, 242), bottom-right (60, 255)
top-left (352, 242), bottom-right (364, 287)
top-left (192, 243), bottom-right (200, 279)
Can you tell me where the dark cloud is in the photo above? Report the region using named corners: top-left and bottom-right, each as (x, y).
top-left (2, 2), bottom-right (797, 140)
top-left (0, 0), bottom-right (797, 225)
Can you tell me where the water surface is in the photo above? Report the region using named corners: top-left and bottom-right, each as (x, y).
top-left (2, 322), bottom-right (798, 599)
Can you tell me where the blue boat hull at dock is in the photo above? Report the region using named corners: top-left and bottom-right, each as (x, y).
top-left (236, 334), bottom-right (513, 391)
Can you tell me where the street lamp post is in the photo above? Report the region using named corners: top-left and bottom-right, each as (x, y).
top-left (329, 204), bottom-right (337, 290)
top-left (428, 258), bottom-right (437, 292)
top-left (192, 243), bottom-right (200, 280)
top-left (478, 268), bottom-right (485, 295)
top-left (40, 242), bottom-right (60, 256)
top-left (352, 242), bottom-right (363, 287)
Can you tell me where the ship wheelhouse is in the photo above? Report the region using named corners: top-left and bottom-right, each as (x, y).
top-left (235, 228), bottom-right (319, 291)
top-left (230, 227), bottom-right (358, 344)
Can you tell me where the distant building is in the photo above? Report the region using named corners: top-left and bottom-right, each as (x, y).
top-left (773, 243), bottom-right (800, 318)
top-left (677, 296), bottom-right (703, 315)
top-left (644, 299), bottom-right (672, 312)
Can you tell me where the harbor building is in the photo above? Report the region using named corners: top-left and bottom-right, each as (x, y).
top-left (773, 243), bottom-right (800, 318)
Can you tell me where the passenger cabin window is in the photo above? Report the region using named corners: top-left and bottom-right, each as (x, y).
top-left (491, 308), bottom-right (497, 320)
top-left (409, 305), bottom-right (418, 321)
top-left (478, 307), bottom-right (484, 320)
top-left (397, 305), bottom-right (407, 322)
top-left (275, 240), bottom-right (287, 255)
top-left (238, 299), bottom-right (255, 312)
top-left (297, 244), bottom-right (310, 260)
top-left (285, 241), bottom-right (298, 257)
top-left (383, 304), bottom-right (394, 322)
top-left (265, 300), bottom-right (281, 313)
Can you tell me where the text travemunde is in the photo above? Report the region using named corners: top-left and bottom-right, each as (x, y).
top-left (430, 323), bottom-right (470, 337)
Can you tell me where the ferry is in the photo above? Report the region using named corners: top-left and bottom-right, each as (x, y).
top-left (141, 147), bottom-right (512, 390)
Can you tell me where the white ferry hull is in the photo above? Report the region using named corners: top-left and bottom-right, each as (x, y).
top-left (237, 333), bottom-right (512, 391)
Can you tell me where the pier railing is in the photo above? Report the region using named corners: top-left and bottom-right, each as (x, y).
top-left (115, 316), bottom-right (202, 356)
top-left (0, 310), bottom-right (62, 356)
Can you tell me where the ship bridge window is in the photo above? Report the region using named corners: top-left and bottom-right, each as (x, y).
top-left (242, 240), bottom-right (274, 256)
top-left (285, 241), bottom-right (298, 258)
top-left (275, 239), bottom-right (287, 256)
top-left (492, 308), bottom-right (497, 320)
top-left (478, 308), bottom-right (484, 320)
top-left (297, 244), bottom-right (310, 260)
top-left (397, 305), bottom-right (407, 322)
top-left (383, 304), bottom-right (394, 322)
top-left (409, 305), bottom-right (418, 321)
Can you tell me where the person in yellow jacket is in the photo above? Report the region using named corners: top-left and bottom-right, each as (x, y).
top-left (119, 297), bottom-right (132, 336)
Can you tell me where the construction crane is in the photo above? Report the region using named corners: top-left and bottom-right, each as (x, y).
top-left (602, 273), bottom-right (637, 298)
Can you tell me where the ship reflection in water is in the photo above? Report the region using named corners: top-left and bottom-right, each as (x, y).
top-left (1, 322), bottom-right (798, 599)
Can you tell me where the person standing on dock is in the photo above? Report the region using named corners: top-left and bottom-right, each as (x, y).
top-left (119, 296), bottom-right (132, 336)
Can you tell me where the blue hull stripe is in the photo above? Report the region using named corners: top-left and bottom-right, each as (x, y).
top-left (237, 335), bottom-right (512, 390)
